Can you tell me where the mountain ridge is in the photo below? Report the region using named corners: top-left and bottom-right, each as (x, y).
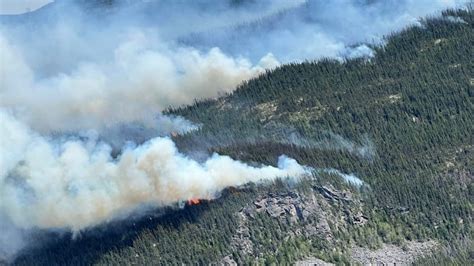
top-left (6, 6), bottom-right (473, 265)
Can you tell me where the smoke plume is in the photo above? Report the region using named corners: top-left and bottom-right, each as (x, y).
top-left (0, 0), bottom-right (469, 260)
top-left (0, 110), bottom-right (307, 231)
top-left (0, 30), bottom-right (278, 134)
top-left (0, 0), bottom-right (468, 135)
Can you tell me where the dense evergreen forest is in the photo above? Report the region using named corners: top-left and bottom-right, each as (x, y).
top-left (10, 7), bottom-right (473, 265)
top-left (173, 6), bottom-right (473, 255)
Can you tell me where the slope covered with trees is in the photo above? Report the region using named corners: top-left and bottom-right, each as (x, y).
top-left (10, 7), bottom-right (473, 265)
top-left (173, 6), bottom-right (473, 246)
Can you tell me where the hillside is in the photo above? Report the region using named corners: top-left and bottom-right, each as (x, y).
top-left (8, 7), bottom-right (474, 266)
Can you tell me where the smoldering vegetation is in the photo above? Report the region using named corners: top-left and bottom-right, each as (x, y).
top-left (172, 124), bottom-right (376, 163)
top-left (0, 109), bottom-right (308, 256)
top-left (0, 0), bottom-right (471, 262)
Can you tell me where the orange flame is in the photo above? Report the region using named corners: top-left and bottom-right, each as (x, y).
top-left (187, 198), bottom-right (200, 205)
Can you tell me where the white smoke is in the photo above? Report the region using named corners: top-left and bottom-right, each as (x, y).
top-left (0, 30), bottom-right (278, 134)
top-left (0, 0), bottom-right (470, 260)
top-left (322, 169), bottom-right (365, 187)
top-left (0, 109), bottom-right (308, 231)
top-left (186, 0), bottom-right (470, 62)
top-left (0, 0), bottom-right (468, 135)
top-left (0, 214), bottom-right (25, 260)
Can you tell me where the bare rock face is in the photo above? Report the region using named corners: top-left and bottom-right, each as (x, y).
top-left (350, 240), bottom-right (438, 265)
top-left (253, 192), bottom-right (302, 223)
top-left (227, 185), bottom-right (368, 262)
top-left (224, 184), bottom-right (439, 265)
top-left (295, 257), bottom-right (335, 266)
top-left (315, 185), bottom-right (353, 203)
top-left (230, 212), bottom-right (254, 256)
top-left (252, 191), bottom-right (325, 221)
top-left (353, 211), bottom-right (369, 226)
top-left (229, 190), bottom-right (328, 259)
top-left (218, 255), bottom-right (238, 266)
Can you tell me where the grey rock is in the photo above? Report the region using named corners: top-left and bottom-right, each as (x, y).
top-left (351, 240), bottom-right (438, 265)
top-left (295, 257), bottom-right (335, 266)
top-left (218, 255), bottom-right (238, 266)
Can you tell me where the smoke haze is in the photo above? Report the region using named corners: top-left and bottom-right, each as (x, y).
top-left (0, 0), bottom-right (469, 260)
top-left (0, 110), bottom-right (307, 230)
top-left (0, 0), bottom-right (468, 134)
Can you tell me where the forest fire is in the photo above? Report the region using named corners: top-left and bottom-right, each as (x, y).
top-left (187, 198), bottom-right (201, 205)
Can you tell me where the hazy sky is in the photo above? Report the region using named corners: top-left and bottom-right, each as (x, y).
top-left (0, 0), bottom-right (53, 15)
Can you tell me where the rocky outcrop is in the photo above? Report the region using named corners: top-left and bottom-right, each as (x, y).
top-left (350, 240), bottom-right (438, 265)
top-left (230, 212), bottom-right (254, 256)
top-left (315, 185), bottom-right (353, 203)
top-left (352, 211), bottom-right (369, 225)
top-left (253, 192), bottom-right (302, 224)
top-left (218, 255), bottom-right (238, 266)
top-left (296, 240), bottom-right (439, 266)
top-left (234, 189), bottom-right (341, 243)
top-left (295, 257), bottom-right (335, 266)
top-left (227, 185), bottom-right (368, 262)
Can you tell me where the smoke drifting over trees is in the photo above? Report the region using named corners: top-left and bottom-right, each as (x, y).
top-left (0, 0), bottom-right (469, 260)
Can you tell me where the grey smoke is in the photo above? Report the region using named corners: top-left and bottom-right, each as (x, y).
top-left (0, 214), bottom-right (25, 262)
top-left (322, 169), bottom-right (365, 187)
top-left (0, 0), bottom-right (468, 136)
top-left (176, 124), bottom-right (376, 160)
top-left (184, 0), bottom-right (469, 62)
top-left (0, 0), bottom-right (469, 260)
top-left (0, 109), bottom-right (309, 231)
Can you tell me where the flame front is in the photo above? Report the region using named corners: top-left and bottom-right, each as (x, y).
top-left (187, 198), bottom-right (200, 205)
